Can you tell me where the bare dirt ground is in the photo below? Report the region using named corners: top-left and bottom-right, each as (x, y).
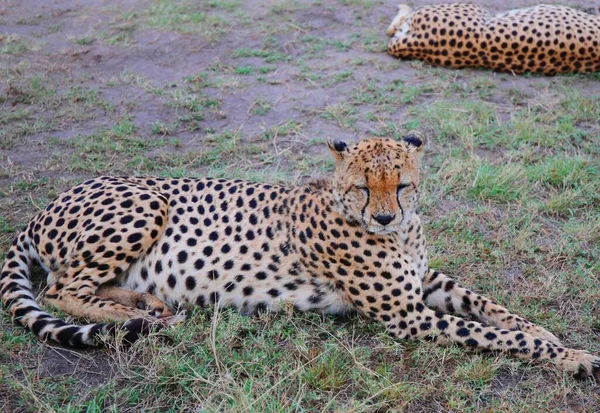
top-left (1, 1), bottom-right (600, 412)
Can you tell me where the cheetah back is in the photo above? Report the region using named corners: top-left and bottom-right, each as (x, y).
top-left (387, 3), bottom-right (600, 75)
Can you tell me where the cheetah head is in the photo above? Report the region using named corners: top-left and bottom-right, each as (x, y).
top-left (328, 134), bottom-right (425, 235)
top-left (386, 4), bottom-right (413, 36)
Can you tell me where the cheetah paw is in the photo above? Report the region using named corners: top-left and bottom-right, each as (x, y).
top-left (159, 312), bottom-right (187, 327)
top-left (135, 293), bottom-right (174, 318)
top-left (567, 352), bottom-right (600, 380)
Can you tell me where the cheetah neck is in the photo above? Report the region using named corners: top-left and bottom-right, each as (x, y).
top-left (397, 213), bottom-right (428, 280)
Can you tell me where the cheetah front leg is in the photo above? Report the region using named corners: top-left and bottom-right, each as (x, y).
top-left (393, 305), bottom-right (599, 379)
top-left (367, 289), bottom-right (600, 379)
top-left (422, 269), bottom-right (561, 345)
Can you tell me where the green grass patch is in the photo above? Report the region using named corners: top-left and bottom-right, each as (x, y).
top-left (0, 34), bottom-right (39, 54)
top-left (140, 0), bottom-right (231, 41)
top-left (469, 163), bottom-right (529, 202)
top-left (232, 48), bottom-right (291, 63)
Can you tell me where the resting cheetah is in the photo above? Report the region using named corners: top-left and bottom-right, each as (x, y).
top-left (387, 3), bottom-right (600, 75)
top-left (1, 135), bottom-right (599, 379)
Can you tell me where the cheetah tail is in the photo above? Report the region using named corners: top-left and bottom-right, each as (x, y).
top-left (0, 240), bottom-right (154, 348)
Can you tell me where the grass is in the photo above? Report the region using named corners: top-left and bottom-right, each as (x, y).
top-left (0, 34), bottom-right (40, 55)
top-left (249, 97), bottom-right (272, 116)
top-left (232, 48), bottom-right (292, 63)
top-left (1, 0), bottom-right (600, 412)
top-left (142, 0), bottom-right (231, 41)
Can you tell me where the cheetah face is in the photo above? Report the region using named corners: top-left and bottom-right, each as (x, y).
top-left (386, 4), bottom-right (413, 36)
top-left (328, 134), bottom-right (425, 235)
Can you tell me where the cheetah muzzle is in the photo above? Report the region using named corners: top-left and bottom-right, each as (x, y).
top-left (1, 135), bottom-right (599, 380)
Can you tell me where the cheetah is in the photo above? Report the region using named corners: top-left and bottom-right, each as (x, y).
top-left (1, 135), bottom-right (599, 379)
top-left (386, 3), bottom-right (600, 75)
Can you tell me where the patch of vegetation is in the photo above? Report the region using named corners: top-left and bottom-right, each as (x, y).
top-left (0, 34), bottom-right (39, 54)
top-left (232, 48), bottom-right (292, 63)
top-left (250, 97), bottom-right (272, 116)
top-left (141, 0), bottom-right (232, 41)
top-left (234, 65), bottom-right (254, 75)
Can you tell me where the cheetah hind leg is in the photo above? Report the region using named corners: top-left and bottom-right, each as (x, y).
top-left (422, 269), bottom-right (562, 346)
top-left (40, 186), bottom-right (184, 345)
top-left (96, 285), bottom-right (185, 327)
top-left (386, 4), bottom-right (413, 36)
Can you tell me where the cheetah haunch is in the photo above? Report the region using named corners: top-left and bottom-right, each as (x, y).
top-left (387, 3), bottom-right (600, 75)
top-left (1, 135), bottom-right (599, 379)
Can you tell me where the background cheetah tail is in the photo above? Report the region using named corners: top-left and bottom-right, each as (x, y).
top-left (0, 241), bottom-right (156, 348)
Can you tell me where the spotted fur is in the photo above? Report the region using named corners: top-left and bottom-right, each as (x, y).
top-left (387, 3), bottom-right (600, 75)
top-left (1, 135), bottom-right (599, 379)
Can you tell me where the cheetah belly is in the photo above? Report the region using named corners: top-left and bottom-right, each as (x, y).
top-left (124, 251), bottom-right (353, 314)
top-left (121, 210), bottom-right (354, 315)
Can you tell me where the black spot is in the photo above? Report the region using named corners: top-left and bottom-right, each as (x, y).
top-left (177, 251), bottom-right (188, 264)
top-left (484, 332), bottom-right (497, 341)
top-left (465, 338), bottom-right (479, 348)
top-left (436, 320), bottom-right (449, 330)
top-left (185, 276), bottom-right (196, 290)
top-left (127, 233), bottom-right (143, 243)
top-left (209, 291), bottom-right (220, 304)
top-left (456, 327), bottom-right (470, 337)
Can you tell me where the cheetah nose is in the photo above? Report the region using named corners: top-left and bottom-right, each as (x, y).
top-left (374, 214), bottom-right (395, 226)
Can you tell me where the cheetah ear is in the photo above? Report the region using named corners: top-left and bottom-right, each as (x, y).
top-left (401, 131), bottom-right (426, 157)
top-left (327, 138), bottom-right (348, 162)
